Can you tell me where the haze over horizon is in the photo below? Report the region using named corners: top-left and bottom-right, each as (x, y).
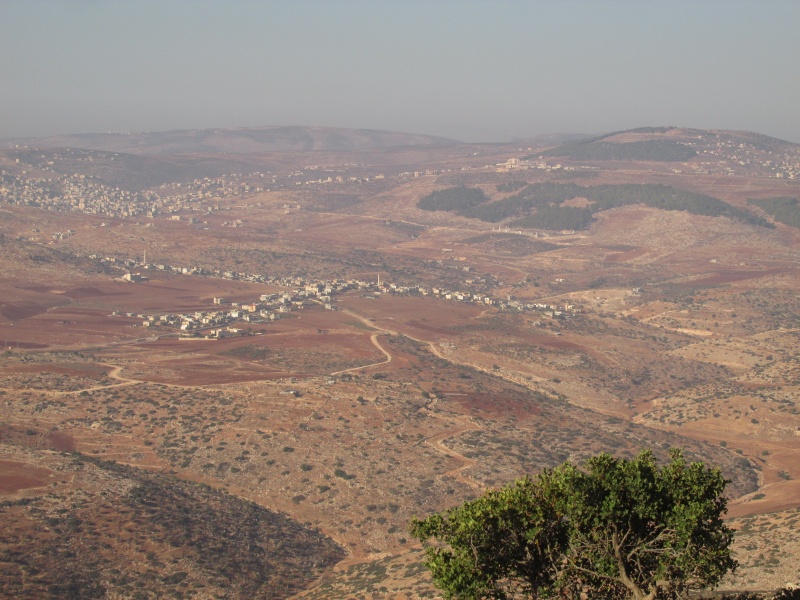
top-left (2, 0), bottom-right (799, 144)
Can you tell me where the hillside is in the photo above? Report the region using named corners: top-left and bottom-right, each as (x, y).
top-left (533, 126), bottom-right (800, 178)
top-left (3, 126), bottom-right (459, 156)
top-left (417, 182), bottom-right (772, 230)
top-left (0, 434), bottom-right (345, 599)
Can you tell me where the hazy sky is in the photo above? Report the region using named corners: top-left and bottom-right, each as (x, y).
top-left (2, 0), bottom-right (799, 143)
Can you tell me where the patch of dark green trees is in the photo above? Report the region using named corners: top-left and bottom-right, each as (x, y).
top-left (418, 183), bottom-right (771, 231)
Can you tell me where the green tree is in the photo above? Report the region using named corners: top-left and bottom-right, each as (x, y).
top-left (410, 449), bottom-right (736, 599)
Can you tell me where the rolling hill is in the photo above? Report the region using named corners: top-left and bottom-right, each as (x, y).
top-left (3, 126), bottom-right (460, 156)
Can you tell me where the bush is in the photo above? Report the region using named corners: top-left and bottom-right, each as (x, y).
top-left (411, 449), bottom-right (736, 599)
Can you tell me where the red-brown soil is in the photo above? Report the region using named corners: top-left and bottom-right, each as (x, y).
top-left (440, 391), bottom-right (543, 420)
top-left (0, 460), bottom-right (54, 494)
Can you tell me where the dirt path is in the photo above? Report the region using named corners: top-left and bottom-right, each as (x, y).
top-left (422, 417), bottom-right (483, 490)
top-left (329, 332), bottom-right (393, 376)
top-left (328, 308), bottom-right (398, 376)
top-left (291, 379), bottom-right (486, 597)
top-left (0, 364), bottom-right (143, 396)
top-left (70, 364), bottom-right (142, 392)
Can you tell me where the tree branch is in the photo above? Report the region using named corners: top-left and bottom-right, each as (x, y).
top-left (613, 529), bottom-right (646, 599)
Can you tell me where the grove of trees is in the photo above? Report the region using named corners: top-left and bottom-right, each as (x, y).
top-left (416, 186), bottom-right (489, 211)
top-left (417, 183), bottom-right (770, 231)
top-left (748, 197), bottom-right (800, 228)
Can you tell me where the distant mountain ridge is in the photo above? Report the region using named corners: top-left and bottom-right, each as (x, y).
top-left (4, 125), bottom-right (798, 157)
top-left (3, 126), bottom-right (460, 155)
top-left (536, 126), bottom-right (800, 161)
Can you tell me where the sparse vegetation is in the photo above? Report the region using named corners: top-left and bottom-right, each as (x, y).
top-left (417, 186), bottom-right (488, 212)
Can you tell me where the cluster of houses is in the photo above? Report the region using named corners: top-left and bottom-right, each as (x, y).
top-left (690, 136), bottom-right (799, 179)
top-left (495, 157), bottom-right (570, 173)
top-left (128, 292), bottom-right (303, 339)
top-left (0, 146), bottom-right (271, 218)
top-left (116, 278), bottom-right (359, 339)
top-left (152, 175), bottom-right (268, 210)
top-left (414, 285), bottom-right (576, 318)
top-left (102, 251), bottom-right (578, 338)
top-left (0, 167), bottom-right (157, 218)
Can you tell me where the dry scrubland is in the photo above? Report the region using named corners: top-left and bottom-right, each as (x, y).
top-left (2, 126), bottom-right (800, 597)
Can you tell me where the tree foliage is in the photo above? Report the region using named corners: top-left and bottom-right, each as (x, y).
top-left (747, 197), bottom-right (800, 228)
top-left (511, 205), bottom-right (594, 231)
top-left (421, 182), bottom-right (769, 230)
top-left (496, 181), bottom-right (529, 193)
top-left (411, 450), bottom-right (736, 599)
top-left (417, 186), bottom-right (489, 211)
top-left (410, 476), bottom-right (569, 599)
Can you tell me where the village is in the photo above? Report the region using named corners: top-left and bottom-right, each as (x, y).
top-left (684, 134), bottom-right (799, 178)
top-left (101, 253), bottom-right (579, 339)
top-left (0, 153), bottom-right (268, 219)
